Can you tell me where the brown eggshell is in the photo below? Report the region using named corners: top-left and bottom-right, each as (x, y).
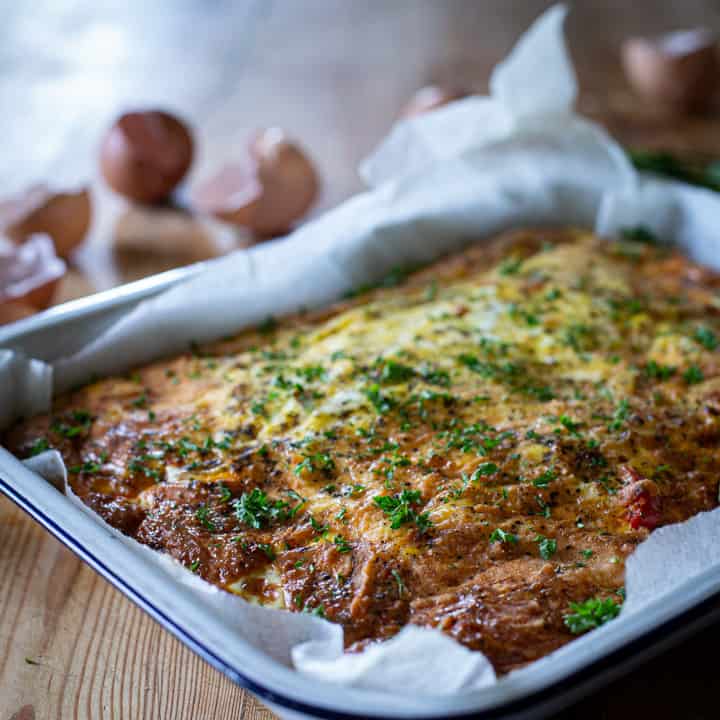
top-left (100, 110), bottom-right (194, 203)
top-left (192, 128), bottom-right (319, 237)
top-left (0, 235), bottom-right (65, 311)
top-left (622, 29), bottom-right (720, 112)
top-left (191, 160), bottom-right (263, 226)
top-left (401, 85), bottom-right (470, 118)
top-left (0, 185), bottom-right (91, 258)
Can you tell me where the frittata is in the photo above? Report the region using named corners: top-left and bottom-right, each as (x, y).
top-left (7, 227), bottom-right (720, 673)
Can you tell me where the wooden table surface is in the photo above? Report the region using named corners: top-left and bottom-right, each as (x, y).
top-left (3, 2), bottom-right (720, 718)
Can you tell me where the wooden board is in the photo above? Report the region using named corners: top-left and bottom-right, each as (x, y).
top-left (3, 1), bottom-right (720, 717)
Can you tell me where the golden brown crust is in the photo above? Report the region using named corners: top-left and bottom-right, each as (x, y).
top-left (7, 227), bottom-right (720, 673)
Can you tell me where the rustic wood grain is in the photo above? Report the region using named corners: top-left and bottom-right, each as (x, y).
top-left (4, 1), bottom-right (720, 718)
top-left (0, 499), bottom-right (275, 720)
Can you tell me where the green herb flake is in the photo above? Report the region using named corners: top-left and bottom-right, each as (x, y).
top-left (499, 257), bottom-right (523, 276)
top-left (373, 490), bottom-right (431, 533)
top-left (559, 415), bottom-right (582, 436)
top-left (608, 399), bottom-right (630, 432)
top-left (489, 528), bottom-right (518, 545)
top-left (683, 365), bottom-right (704, 385)
top-left (563, 597), bottom-right (620, 635)
top-left (695, 326), bottom-right (718, 351)
top-left (258, 543), bottom-right (276, 561)
top-left (471, 462), bottom-right (498, 480)
top-left (377, 359), bottom-right (415, 384)
top-left (333, 535), bottom-right (352, 554)
top-left (536, 535), bottom-right (557, 560)
top-left (195, 505), bottom-right (216, 532)
top-left (533, 468), bottom-right (556, 488)
top-left (645, 360), bottom-right (676, 381)
top-left (365, 384), bottom-right (395, 415)
top-left (234, 488), bottom-right (289, 529)
top-left (28, 438), bottom-right (50, 456)
top-left (217, 483), bottom-right (232, 504)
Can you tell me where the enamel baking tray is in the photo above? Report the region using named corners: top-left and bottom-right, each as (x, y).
top-left (2, 267), bottom-right (720, 720)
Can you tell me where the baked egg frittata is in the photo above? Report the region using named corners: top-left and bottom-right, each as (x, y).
top-left (7, 228), bottom-right (720, 673)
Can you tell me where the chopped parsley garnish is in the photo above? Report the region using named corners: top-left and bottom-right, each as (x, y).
top-left (545, 288), bottom-right (562, 301)
top-left (309, 515), bottom-right (328, 534)
top-left (563, 597), bottom-right (620, 634)
top-left (377, 359), bottom-right (415, 384)
top-left (286, 489), bottom-right (307, 517)
top-left (333, 535), bottom-right (352, 554)
top-left (128, 459), bottom-right (160, 480)
top-left (559, 415), bottom-right (582, 436)
top-left (373, 490), bottom-right (431, 533)
top-left (28, 438), bottom-right (50, 456)
top-left (258, 543), bottom-right (276, 560)
top-left (683, 365), bottom-right (704, 385)
top-left (536, 535), bottom-right (557, 560)
top-left (533, 468), bottom-right (556, 487)
top-left (302, 602), bottom-right (326, 618)
top-left (195, 505), bottom-right (216, 532)
top-left (471, 462), bottom-right (498, 480)
top-left (419, 367), bottom-right (451, 387)
top-left (365, 385), bottom-right (395, 414)
top-left (645, 360), bottom-right (676, 380)
top-left (695, 326), bottom-right (718, 351)
top-left (51, 410), bottom-right (92, 438)
top-left (297, 365), bottom-right (326, 382)
top-left (234, 489), bottom-right (289, 529)
top-left (608, 399), bottom-right (630, 432)
top-left (294, 452), bottom-right (335, 477)
top-left (68, 459), bottom-right (104, 474)
top-left (499, 257), bottom-right (523, 275)
top-left (131, 393), bottom-right (148, 408)
top-left (441, 422), bottom-right (512, 456)
top-left (489, 528), bottom-right (518, 545)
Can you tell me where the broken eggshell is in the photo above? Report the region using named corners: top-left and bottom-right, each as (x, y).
top-left (0, 234), bottom-right (65, 314)
top-left (622, 28), bottom-right (720, 112)
top-left (400, 85), bottom-right (471, 118)
top-left (0, 185), bottom-right (91, 258)
top-left (191, 128), bottom-right (319, 237)
top-left (100, 110), bottom-right (195, 204)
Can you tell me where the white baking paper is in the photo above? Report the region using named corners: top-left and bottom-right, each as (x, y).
top-left (4, 3), bottom-right (720, 696)
top-left (0, 348), bottom-right (52, 428)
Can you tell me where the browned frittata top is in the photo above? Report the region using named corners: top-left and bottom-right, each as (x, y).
top-left (7, 228), bottom-right (720, 673)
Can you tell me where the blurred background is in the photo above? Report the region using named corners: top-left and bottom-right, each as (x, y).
top-left (3, 1), bottom-right (720, 718)
top-left (2, 0), bottom-right (720, 314)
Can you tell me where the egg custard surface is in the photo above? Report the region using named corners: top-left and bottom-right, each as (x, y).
top-left (8, 228), bottom-right (720, 673)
